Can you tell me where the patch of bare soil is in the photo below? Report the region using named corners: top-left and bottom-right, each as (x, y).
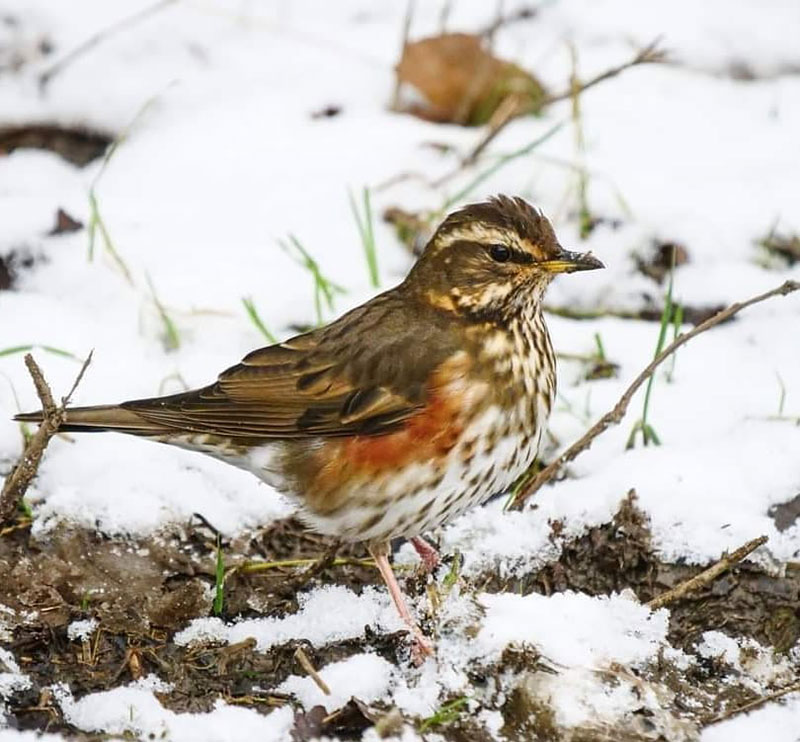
top-left (0, 515), bottom-right (402, 736)
top-left (485, 493), bottom-right (800, 655)
top-left (1, 494), bottom-right (798, 739)
top-left (0, 125), bottom-right (111, 167)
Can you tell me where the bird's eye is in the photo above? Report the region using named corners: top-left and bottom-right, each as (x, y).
top-left (488, 244), bottom-right (511, 262)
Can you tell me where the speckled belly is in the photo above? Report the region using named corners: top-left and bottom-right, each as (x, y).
top-left (247, 399), bottom-right (544, 543)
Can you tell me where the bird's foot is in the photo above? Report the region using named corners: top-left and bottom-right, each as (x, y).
top-left (409, 629), bottom-right (434, 665)
top-left (370, 541), bottom-right (435, 664)
top-left (410, 536), bottom-right (440, 574)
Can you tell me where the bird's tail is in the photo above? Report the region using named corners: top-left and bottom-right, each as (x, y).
top-left (14, 404), bottom-right (167, 436)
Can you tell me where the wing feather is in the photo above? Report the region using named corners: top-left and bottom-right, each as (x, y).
top-left (122, 291), bottom-right (459, 439)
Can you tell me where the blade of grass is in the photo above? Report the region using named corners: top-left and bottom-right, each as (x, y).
top-left (419, 697), bottom-right (469, 732)
top-left (593, 332), bottom-right (606, 361)
top-left (627, 250), bottom-right (676, 448)
top-left (776, 372), bottom-right (787, 416)
top-left (88, 190), bottom-right (134, 284)
top-left (348, 187), bottom-right (380, 288)
top-left (213, 535), bottom-right (225, 616)
top-left (281, 234), bottom-right (346, 325)
top-left (237, 557), bottom-right (412, 573)
top-left (441, 121), bottom-right (564, 211)
top-left (85, 92), bottom-right (160, 278)
top-left (666, 302), bottom-right (684, 382)
top-left (146, 273), bottom-right (180, 352)
top-left (242, 296), bottom-right (277, 343)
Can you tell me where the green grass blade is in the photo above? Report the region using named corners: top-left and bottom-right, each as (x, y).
top-left (593, 332), bottom-right (606, 361)
top-left (242, 297), bottom-right (277, 343)
top-left (442, 121), bottom-right (564, 211)
top-left (89, 190), bottom-right (134, 285)
top-left (283, 234), bottom-right (346, 325)
top-left (213, 536), bottom-right (225, 616)
top-left (419, 697), bottom-right (469, 732)
top-left (776, 372), bottom-right (786, 416)
top-left (629, 250), bottom-right (679, 448)
top-left (349, 187), bottom-right (379, 288)
top-left (146, 273), bottom-right (180, 352)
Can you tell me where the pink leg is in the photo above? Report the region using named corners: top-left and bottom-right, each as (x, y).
top-left (411, 536), bottom-right (440, 573)
top-left (369, 542), bottom-right (433, 660)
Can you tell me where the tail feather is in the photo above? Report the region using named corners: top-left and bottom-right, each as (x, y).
top-left (14, 404), bottom-right (168, 436)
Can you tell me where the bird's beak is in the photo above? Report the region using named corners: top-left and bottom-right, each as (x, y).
top-left (539, 247), bottom-right (604, 274)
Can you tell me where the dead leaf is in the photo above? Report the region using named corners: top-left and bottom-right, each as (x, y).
top-left (636, 240), bottom-right (690, 284)
top-left (48, 208), bottom-right (83, 236)
top-left (395, 33), bottom-right (546, 126)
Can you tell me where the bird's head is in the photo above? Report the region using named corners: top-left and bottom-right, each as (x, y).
top-left (405, 195), bottom-right (603, 320)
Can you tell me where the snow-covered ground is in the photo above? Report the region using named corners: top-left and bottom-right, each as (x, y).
top-left (1, 1), bottom-right (799, 740)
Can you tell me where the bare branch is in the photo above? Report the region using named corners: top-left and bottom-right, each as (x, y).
top-left (509, 280), bottom-right (800, 510)
top-left (703, 681), bottom-right (800, 726)
top-left (545, 38), bottom-right (666, 107)
top-left (647, 535), bottom-right (768, 610)
top-left (464, 38), bottom-right (665, 166)
top-left (0, 352), bottom-right (93, 524)
top-left (294, 646), bottom-right (331, 696)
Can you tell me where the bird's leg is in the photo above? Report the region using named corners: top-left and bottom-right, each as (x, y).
top-left (410, 536), bottom-right (440, 573)
top-left (368, 541), bottom-right (433, 660)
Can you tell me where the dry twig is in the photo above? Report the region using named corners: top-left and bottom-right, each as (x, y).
top-left (464, 38), bottom-right (665, 165)
top-left (390, 0), bottom-right (416, 111)
top-left (285, 540), bottom-right (341, 591)
top-left (647, 535), bottom-right (768, 610)
top-left (509, 280), bottom-right (800, 510)
top-left (704, 682), bottom-right (800, 726)
top-left (294, 646), bottom-right (331, 696)
top-left (0, 352), bottom-right (92, 524)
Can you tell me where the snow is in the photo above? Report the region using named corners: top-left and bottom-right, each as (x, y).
top-left (476, 591), bottom-right (669, 666)
top-left (53, 682), bottom-right (295, 742)
top-left (1, 0), bottom-right (799, 739)
top-left (279, 653), bottom-right (395, 713)
top-left (696, 631), bottom-right (796, 692)
top-left (702, 695), bottom-right (800, 742)
top-left (66, 618), bottom-right (98, 641)
top-left (174, 585), bottom-right (405, 651)
top-left (0, 648), bottom-right (32, 726)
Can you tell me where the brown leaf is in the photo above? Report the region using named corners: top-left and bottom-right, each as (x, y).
top-left (49, 208), bottom-right (83, 235)
top-left (395, 33), bottom-right (546, 126)
top-left (636, 240), bottom-right (690, 284)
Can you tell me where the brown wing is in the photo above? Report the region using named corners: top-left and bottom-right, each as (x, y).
top-left (122, 290), bottom-right (460, 439)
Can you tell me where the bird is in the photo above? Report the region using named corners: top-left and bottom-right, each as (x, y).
top-left (16, 195), bottom-right (602, 658)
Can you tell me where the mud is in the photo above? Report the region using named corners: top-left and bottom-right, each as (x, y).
top-left (0, 493), bottom-right (797, 739)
